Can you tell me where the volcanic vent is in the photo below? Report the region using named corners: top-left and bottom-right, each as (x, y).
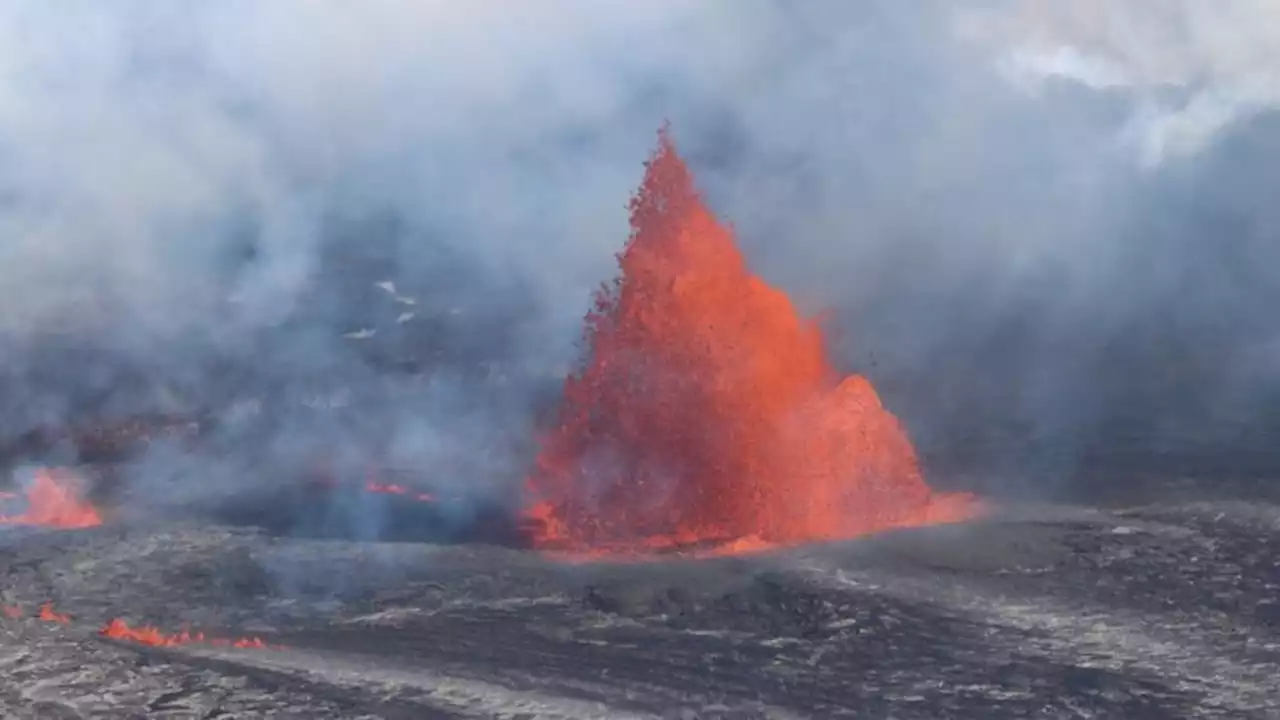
top-left (525, 127), bottom-right (974, 555)
top-left (0, 468), bottom-right (102, 530)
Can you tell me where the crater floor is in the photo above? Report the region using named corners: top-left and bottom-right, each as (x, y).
top-left (2, 485), bottom-right (1280, 718)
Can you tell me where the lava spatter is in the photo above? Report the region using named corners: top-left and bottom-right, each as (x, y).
top-left (100, 619), bottom-right (270, 649)
top-left (39, 602), bottom-right (70, 623)
top-left (0, 469), bottom-right (102, 529)
top-left (525, 126), bottom-right (975, 556)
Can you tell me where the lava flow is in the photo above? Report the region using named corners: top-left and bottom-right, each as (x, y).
top-left (366, 480), bottom-right (436, 503)
top-left (525, 126), bottom-right (976, 556)
top-left (0, 469), bottom-right (102, 529)
top-left (100, 619), bottom-right (270, 649)
top-left (39, 602), bottom-right (70, 623)
top-left (307, 472), bottom-right (439, 503)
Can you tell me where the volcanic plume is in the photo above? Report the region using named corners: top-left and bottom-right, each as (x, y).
top-left (0, 469), bottom-right (102, 529)
top-left (525, 127), bottom-right (974, 555)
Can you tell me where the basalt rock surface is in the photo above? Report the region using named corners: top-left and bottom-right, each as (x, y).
top-left (2, 485), bottom-right (1280, 718)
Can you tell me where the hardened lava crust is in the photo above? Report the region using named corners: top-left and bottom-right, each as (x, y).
top-left (2, 477), bottom-right (1280, 719)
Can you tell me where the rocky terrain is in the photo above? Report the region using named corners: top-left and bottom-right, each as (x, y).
top-left (2, 482), bottom-right (1280, 719)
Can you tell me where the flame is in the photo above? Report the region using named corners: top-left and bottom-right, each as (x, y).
top-left (100, 618), bottom-right (270, 649)
top-left (3, 605), bottom-right (23, 619)
top-left (38, 602), bottom-right (70, 623)
top-left (0, 469), bottom-right (102, 529)
top-left (525, 126), bottom-right (976, 556)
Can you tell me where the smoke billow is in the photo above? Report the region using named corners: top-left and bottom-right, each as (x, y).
top-left (966, 0), bottom-right (1280, 166)
top-left (0, 0), bottom-right (1277, 523)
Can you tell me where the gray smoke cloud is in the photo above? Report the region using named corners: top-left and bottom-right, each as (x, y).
top-left (966, 0), bottom-right (1280, 166)
top-left (0, 0), bottom-right (1277, 524)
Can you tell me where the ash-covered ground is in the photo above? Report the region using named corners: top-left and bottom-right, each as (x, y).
top-left (3, 475), bottom-right (1280, 719)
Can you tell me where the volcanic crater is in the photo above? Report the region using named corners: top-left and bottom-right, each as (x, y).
top-left (2, 131), bottom-right (1279, 719)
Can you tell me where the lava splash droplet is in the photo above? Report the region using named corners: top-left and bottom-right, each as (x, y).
top-left (525, 126), bottom-right (975, 556)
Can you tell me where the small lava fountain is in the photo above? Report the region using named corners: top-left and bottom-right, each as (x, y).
top-left (0, 468), bottom-right (102, 529)
top-left (525, 126), bottom-right (976, 557)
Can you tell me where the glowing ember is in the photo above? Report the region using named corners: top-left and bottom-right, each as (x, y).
top-left (39, 602), bottom-right (70, 623)
top-left (0, 469), bottom-right (102, 529)
top-left (2, 606), bottom-right (23, 619)
top-left (525, 126), bottom-right (975, 555)
top-left (100, 618), bottom-right (270, 649)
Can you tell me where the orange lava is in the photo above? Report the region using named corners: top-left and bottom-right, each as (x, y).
top-left (307, 472), bottom-right (438, 503)
top-left (100, 618), bottom-right (270, 649)
top-left (525, 126), bottom-right (976, 556)
top-left (38, 602), bottom-right (70, 624)
top-left (0, 469), bottom-right (102, 529)
top-left (365, 481), bottom-right (436, 503)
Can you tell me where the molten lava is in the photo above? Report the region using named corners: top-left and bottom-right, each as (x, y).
top-left (525, 126), bottom-right (974, 555)
top-left (307, 471), bottom-right (439, 504)
top-left (0, 469), bottom-right (102, 529)
top-left (100, 619), bottom-right (270, 649)
top-left (39, 602), bottom-right (70, 623)
top-left (366, 480), bottom-right (436, 503)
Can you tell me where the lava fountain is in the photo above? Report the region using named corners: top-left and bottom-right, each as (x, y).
top-left (0, 468), bottom-right (102, 529)
top-left (525, 126), bottom-right (976, 556)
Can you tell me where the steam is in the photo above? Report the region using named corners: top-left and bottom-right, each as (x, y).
top-left (0, 0), bottom-right (1277, 523)
top-left (967, 0), bottom-right (1280, 165)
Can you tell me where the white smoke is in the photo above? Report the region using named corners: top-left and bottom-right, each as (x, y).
top-left (967, 0), bottom-right (1280, 165)
top-left (0, 0), bottom-right (751, 343)
top-left (0, 0), bottom-right (1277, 510)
